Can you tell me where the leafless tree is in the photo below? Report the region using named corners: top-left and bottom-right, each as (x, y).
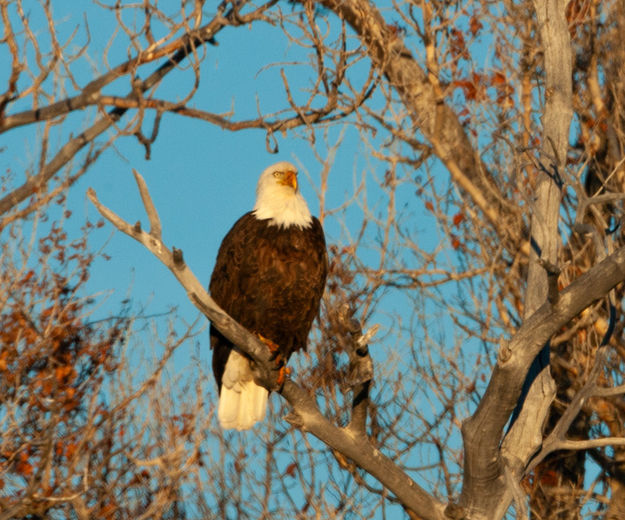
top-left (2, 0), bottom-right (625, 519)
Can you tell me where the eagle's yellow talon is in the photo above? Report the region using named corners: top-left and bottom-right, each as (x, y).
top-left (256, 332), bottom-right (280, 353)
top-left (277, 365), bottom-right (291, 386)
top-left (256, 333), bottom-right (291, 385)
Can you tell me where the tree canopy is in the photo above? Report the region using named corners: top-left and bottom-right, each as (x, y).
top-left (1, 1), bottom-right (625, 518)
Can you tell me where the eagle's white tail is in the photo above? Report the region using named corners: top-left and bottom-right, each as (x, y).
top-left (218, 350), bottom-right (268, 430)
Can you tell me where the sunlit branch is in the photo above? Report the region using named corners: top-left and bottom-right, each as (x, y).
top-left (87, 171), bottom-right (446, 520)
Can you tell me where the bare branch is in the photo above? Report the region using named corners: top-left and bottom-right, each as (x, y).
top-left (0, 3), bottom-right (263, 219)
top-left (132, 169), bottom-right (161, 240)
top-left (308, 0), bottom-right (510, 238)
top-left (460, 245), bottom-right (625, 515)
top-left (87, 173), bottom-right (446, 520)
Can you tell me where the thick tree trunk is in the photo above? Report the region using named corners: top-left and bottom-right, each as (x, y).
top-left (505, 0), bottom-right (573, 516)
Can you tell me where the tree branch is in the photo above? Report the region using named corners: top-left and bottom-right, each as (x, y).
top-left (309, 0), bottom-right (509, 237)
top-left (459, 245), bottom-right (625, 516)
top-left (87, 173), bottom-right (446, 520)
top-left (0, 2), bottom-right (261, 219)
top-left (459, 0), bottom-right (574, 516)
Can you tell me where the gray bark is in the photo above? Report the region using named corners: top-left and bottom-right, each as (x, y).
top-left (460, 0), bottom-right (574, 516)
top-left (504, 0), bottom-right (574, 485)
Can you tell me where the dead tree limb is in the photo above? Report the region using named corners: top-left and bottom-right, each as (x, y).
top-left (87, 172), bottom-right (446, 520)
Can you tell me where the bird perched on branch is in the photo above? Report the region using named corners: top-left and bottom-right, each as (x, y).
top-left (209, 161), bottom-right (328, 430)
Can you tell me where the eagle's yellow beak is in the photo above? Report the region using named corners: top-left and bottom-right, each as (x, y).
top-left (282, 170), bottom-right (297, 190)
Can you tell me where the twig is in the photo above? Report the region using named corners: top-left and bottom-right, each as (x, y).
top-left (132, 169), bottom-right (161, 239)
top-left (525, 347), bottom-right (620, 473)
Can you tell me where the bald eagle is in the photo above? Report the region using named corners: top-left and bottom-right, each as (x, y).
top-left (209, 161), bottom-right (328, 430)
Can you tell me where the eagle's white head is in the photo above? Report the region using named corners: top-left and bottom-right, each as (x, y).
top-left (253, 161), bottom-right (313, 228)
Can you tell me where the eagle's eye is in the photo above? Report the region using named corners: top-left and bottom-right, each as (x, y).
top-left (272, 171), bottom-right (281, 178)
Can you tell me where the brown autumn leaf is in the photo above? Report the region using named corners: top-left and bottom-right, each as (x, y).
top-left (469, 14), bottom-right (483, 36)
top-left (452, 212), bottom-right (465, 226)
top-left (284, 462), bottom-right (297, 478)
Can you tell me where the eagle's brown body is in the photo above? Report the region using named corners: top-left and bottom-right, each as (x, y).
top-left (210, 211), bottom-right (327, 390)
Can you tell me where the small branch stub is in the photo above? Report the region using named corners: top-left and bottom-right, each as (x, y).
top-left (357, 323), bottom-right (379, 355)
top-left (444, 502), bottom-right (466, 520)
top-left (497, 339), bottom-right (512, 364)
top-left (335, 304), bottom-right (376, 386)
top-left (283, 410), bottom-right (305, 428)
top-left (172, 246), bottom-right (184, 266)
